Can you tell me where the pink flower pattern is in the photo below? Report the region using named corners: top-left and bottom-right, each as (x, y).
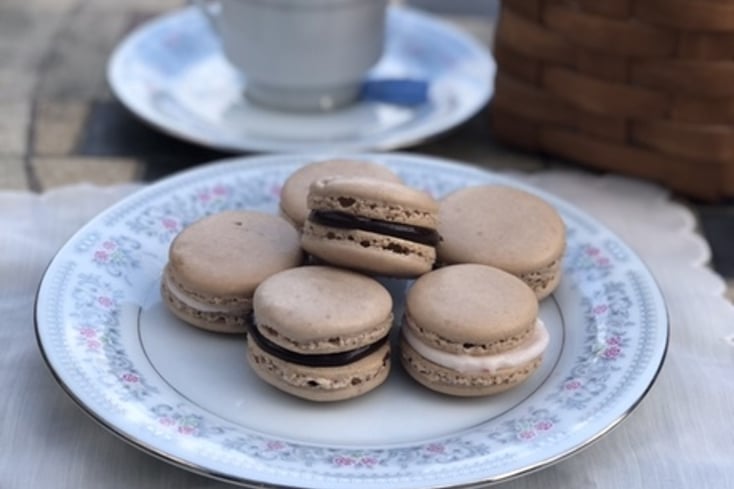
top-left (333, 456), bottom-right (354, 467)
top-left (161, 217), bottom-right (179, 231)
top-left (70, 273), bottom-right (155, 400)
top-left (266, 441), bottom-right (285, 451)
top-left (488, 409), bottom-right (558, 444)
top-left (331, 454), bottom-right (380, 469)
top-left (90, 236), bottom-right (142, 283)
top-left (150, 405), bottom-right (228, 439)
top-left (178, 425), bottom-right (197, 436)
top-left (121, 373), bottom-right (139, 383)
top-left (426, 443), bottom-right (445, 454)
top-left (212, 184), bottom-right (229, 196)
top-left (518, 430), bottom-right (536, 441)
top-left (566, 243), bottom-right (614, 281)
top-left (80, 327), bottom-right (96, 338)
top-left (359, 457), bottom-right (378, 468)
top-left (603, 345), bottom-right (622, 359)
top-left (127, 180), bottom-right (266, 244)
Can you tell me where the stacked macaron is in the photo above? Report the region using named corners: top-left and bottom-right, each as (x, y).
top-left (161, 158), bottom-right (566, 401)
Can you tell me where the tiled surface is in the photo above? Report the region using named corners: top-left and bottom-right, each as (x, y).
top-left (1, 0), bottom-right (732, 297)
top-left (34, 101), bottom-right (89, 155)
top-left (0, 101), bottom-right (31, 154)
top-left (31, 156), bottom-right (141, 188)
top-left (0, 155), bottom-right (29, 190)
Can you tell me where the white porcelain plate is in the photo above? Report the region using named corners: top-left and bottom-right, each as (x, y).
top-left (107, 6), bottom-right (494, 153)
top-left (36, 154), bottom-right (668, 489)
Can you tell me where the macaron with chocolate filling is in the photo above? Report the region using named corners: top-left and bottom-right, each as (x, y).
top-left (301, 177), bottom-right (440, 277)
top-left (438, 185), bottom-right (566, 300)
top-left (248, 266), bottom-right (393, 402)
top-left (400, 264), bottom-right (549, 397)
top-left (161, 211), bottom-right (303, 333)
top-left (279, 158), bottom-right (402, 229)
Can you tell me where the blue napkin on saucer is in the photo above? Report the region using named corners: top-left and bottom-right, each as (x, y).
top-left (360, 79), bottom-right (429, 107)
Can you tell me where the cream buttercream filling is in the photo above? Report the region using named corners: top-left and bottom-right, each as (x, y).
top-left (402, 319), bottom-right (549, 374)
top-left (164, 273), bottom-right (247, 314)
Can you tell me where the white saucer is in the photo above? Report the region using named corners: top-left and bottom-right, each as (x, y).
top-left (107, 6), bottom-right (494, 153)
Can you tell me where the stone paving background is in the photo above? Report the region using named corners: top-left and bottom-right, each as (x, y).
top-left (1, 0), bottom-right (732, 298)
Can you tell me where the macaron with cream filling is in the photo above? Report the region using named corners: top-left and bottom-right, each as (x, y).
top-left (400, 264), bottom-right (548, 397)
top-left (161, 211), bottom-right (303, 333)
top-left (248, 266), bottom-right (393, 402)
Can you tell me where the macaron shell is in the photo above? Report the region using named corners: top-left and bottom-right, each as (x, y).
top-left (247, 340), bottom-right (391, 402)
top-left (280, 159), bottom-right (402, 228)
top-left (405, 264), bottom-right (538, 353)
top-left (308, 177), bottom-right (439, 227)
top-left (400, 339), bottom-right (542, 397)
top-left (438, 185), bottom-right (565, 275)
top-left (277, 206), bottom-right (299, 229)
top-left (301, 224), bottom-right (435, 277)
top-left (521, 259), bottom-right (563, 300)
top-left (253, 266), bottom-right (393, 353)
top-left (169, 211), bottom-right (303, 298)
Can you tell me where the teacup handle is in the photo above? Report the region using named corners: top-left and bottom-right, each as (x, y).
top-left (190, 0), bottom-right (222, 33)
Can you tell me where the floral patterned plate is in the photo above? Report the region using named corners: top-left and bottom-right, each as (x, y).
top-left (106, 6), bottom-right (493, 153)
top-left (35, 153), bottom-right (668, 489)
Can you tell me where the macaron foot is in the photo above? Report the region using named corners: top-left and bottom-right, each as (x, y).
top-left (248, 341), bottom-right (391, 402)
top-left (400, 339), bottom-right (542, 397)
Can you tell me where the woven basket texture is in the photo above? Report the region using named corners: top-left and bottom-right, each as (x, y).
top-left (490, 0), bottom-right (734, 199)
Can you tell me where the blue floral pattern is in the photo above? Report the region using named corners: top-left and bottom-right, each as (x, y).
top-left (36, 154), bottom-right (668, 488)
top-left (150, 403), bottom-right (231, 437)
top-left (70, 274), bottom-right (158, 401)
top-left (126, 178), bottom-right (283, 244)
top-left (90, 236), bottom-right (143, 282)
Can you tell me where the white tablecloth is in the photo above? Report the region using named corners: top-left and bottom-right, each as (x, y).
top-left (1, 172), bottom-right (733, 488)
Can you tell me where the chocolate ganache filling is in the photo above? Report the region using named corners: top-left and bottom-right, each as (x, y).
top-left (309, 210), bottom-right (440, 247)
top-left (248, 319), bottom-right (389, 368)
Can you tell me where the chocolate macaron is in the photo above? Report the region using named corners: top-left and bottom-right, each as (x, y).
top-left (438, 185), bottom-right (566, 299)
top-left (279, 159), bottom-right (402, 229)
top-left (301, 176), bottom-right (440, 277)
top-left (161, 211), bottom-right (303, 333)
top-left (248, 266), bottom-right (393, 402)
top-left (400, 264), bottom-right (549, 397)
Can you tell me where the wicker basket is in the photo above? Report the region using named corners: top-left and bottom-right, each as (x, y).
top-left (490, 0), bottom-right (734, 200)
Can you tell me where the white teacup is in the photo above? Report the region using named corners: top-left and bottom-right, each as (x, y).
top-left (195, 0), bottom-right (388, 112)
